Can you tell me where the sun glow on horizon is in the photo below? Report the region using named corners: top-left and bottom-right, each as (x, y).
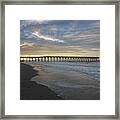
top-left (20, 54), bottom-right (100, 57)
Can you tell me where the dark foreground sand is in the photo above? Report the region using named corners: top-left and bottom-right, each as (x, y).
top-left (20, 63), bottom-right (62, 100)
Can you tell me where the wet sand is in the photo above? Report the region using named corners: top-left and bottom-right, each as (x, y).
top-left (20, 63), bottom-right (62, 100)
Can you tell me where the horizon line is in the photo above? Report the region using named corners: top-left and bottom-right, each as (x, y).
top-left (20, 56), bottom-right (100, 58)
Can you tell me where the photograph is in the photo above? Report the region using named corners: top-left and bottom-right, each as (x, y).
top-left (20, 20), bottom-right (100, 100)
top-left (1, 0), bottom-right (118, 118)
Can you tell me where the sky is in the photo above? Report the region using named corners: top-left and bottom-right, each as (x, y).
top-left (20, 20), bottom-right (100, 57)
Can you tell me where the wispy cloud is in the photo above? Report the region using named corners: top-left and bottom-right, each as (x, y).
top-left (32, 32), bottom-right (64, 43)
top-left (20, 42), bottom-right (35, 47)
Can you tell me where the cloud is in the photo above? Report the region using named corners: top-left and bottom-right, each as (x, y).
top-left (21, 44), bottom-right (100, 57)
top-left (59, 21), bottom-right (100, 49)
top-left (20, 42), bottom-right (35, 47)
top-left (32, 31), bottom-right (64, 43)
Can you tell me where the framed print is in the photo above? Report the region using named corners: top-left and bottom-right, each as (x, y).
top-left (0, 0), bottom-right (119, 119)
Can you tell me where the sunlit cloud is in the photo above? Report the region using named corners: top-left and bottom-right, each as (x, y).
top-left (20, 42), bottom-right (35, 47)
top-left (32, 31), bottom-right (64, 43)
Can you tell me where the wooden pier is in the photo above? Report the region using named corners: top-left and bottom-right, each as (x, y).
top-left (20, 56), bottom-right (100, 62)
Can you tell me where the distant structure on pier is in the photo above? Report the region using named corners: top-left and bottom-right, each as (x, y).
top-left (20, 56), bottom-right (100, 62)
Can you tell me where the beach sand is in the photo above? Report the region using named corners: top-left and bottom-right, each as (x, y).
top-left (20, 63), bottom-right (62, 100)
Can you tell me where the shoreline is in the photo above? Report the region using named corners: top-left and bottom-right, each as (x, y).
top-left (20, 63), bottom-right (63, 100)
top-left (21, 62), bottom-right (100, 100)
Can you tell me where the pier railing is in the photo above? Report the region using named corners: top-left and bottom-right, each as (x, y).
top-left (20, 56), bottom-right (100, 62)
